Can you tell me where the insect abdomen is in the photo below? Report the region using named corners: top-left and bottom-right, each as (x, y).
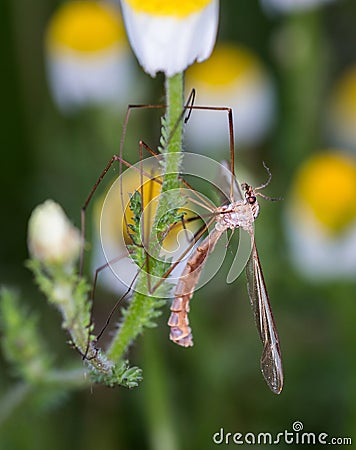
top-left (168, 228), bottom-right (223, 347)
top-left (168, 295), bottom-right (193, 347)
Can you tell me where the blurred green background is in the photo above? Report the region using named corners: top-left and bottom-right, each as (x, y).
top-left (1, 0), bottom-right (356, 449)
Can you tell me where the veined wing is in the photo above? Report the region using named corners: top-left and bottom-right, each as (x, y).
top-left (168, 227), bottom-right (223, 347)
top-left (246, 239), bottom-right (283, 394)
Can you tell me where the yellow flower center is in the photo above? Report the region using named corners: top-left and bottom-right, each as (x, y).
top-left (46, 1), bottom-right (125, 53)
top-left (187, 43), bottom-right (262, 88)
top-left (294, 152), bottom-right (356, 232)
top-left (331, 65), bottom-right (356, 120)
top-left (124, 0), bottom-right (212, 17)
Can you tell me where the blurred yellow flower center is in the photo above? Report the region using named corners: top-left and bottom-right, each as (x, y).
top-left (47, 1), bottom-right (125, 52)
top-left (123, 178), bottom-right (196, 251)
top-left (331, 65), bottom-right (356, 119)
top-left (187, 44), bottom-right (262, 88)
top-left (95, 170), bottom-right (196, 252)
top-left (294, 153), bottom-right (356, 232)
top-left (125, 0), bottom-right (212, 17)
top-left (124, 176), bottom-right (162, 245)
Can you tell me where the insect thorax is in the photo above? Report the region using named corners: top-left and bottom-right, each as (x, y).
top-left (215, 200), bottom-right (259, 233)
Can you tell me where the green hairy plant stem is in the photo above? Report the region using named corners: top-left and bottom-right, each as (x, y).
top-left (106, 73), bottom-right (185, 361)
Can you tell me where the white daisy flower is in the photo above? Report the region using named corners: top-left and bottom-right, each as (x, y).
top-left (261, 0), bottom-right (335, 14)
top-left (285, 152), bottom-right (356, 280)
top-left (119, 0), bottom-right (219, 77)
top-left (185, 43), bottom-right (276, 150)
top-left (327, 65), bottom-right (356, 152)
top-left (45, 1), bottom-right (134, 112)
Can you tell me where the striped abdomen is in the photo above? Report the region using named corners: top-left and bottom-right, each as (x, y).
top-left (168, 227), bottom-right (223, 347)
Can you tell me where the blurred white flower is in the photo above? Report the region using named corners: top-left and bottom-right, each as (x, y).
top-left (327, 65), bottom-right (356, 152)
top-left (185, 43), bottom-right (276, 150)
top-left (261, 0), bottom-right (335, 14)
top-left (28, 200), bottom-right (81, 266)
top-left (119, 0), bottom-right (219, 77)
top-left (285, 152), bottom-right (356, 280)
top-left (45, 1), bottom-right (134, 112)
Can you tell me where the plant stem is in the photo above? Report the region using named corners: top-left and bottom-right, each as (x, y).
top-left (161, 72), bottom-right (184, 192)
top-left (106, 73), bottom-right (185, 362)
top-left (142, 332), bottom-right (178, 450)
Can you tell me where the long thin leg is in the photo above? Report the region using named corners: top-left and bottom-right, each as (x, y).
top-left (79, 152), bottom-right (165, 359)
top-left (80, 148), bottom-right (211, 351)
top-left (80, 155), bottom-right (119, 276)
top-left (80, 101), bottom-right (161, 272)
top-left (95, 263), bottom-right (142, 342)
top-left (113, 100), bottom-right (238, 255)
top-left (117, 87), bottom-right (195, 170)
top-left (88, 214), bottom-right (210, 346)
top-left (139, 139), bottom-right (215, 212)
top-left (78, 99), bottom-right (196, 358)
top-left (79, 99), bottom-right (238, 357)
top-left (149, 216), bottom-right (215, 294)
top-left (158, 214), bottom-right (208, 253)
top-left (180, 105), bottom-right (237, 202)
top-left (132, 139), bottom-right (216, 297)
top-left (83, 252), bottom-right (131, 359)
top-left (80, 154), bottom-right (164, 276)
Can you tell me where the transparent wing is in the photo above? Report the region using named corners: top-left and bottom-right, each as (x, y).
top-left (219, 160), bottom-right (244, 202)
top-left (246, 239), bottom-right (284, 394)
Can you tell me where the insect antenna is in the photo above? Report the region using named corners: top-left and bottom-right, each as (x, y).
top-left (255, 161), bottom-right (272, 191)
top-left (255, 162), bottom-right (283, 202)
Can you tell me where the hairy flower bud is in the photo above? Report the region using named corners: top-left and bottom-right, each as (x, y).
top-left (28, 200), bottom-right (81, 266)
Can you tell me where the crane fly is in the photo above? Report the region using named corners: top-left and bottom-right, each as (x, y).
top-left (80, 91), bottom-right (283, 394)
top-left (168, 165), bottom-right (284, 395)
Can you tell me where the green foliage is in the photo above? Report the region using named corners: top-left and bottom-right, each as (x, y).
top-left (25, 259), bottom-right (95, 355)
top-left (127, 190), bottom-right (143, 247)
top-left (158, 114), bottom-right (169, 155)
top-left (0, 288), bottom-right (53, 383)
top-left (0, 289), bottom-right (87, 418)
top-left (156, 208), bottom-right (186, 242)
top-left (23, 257), bottom-right (141, 389)
top-left (0, 75), bottom-right (186, 396)
top-left (90, 360), bottom-right (143, 388)
top-left (0, 70), bottom-right (186, 428)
